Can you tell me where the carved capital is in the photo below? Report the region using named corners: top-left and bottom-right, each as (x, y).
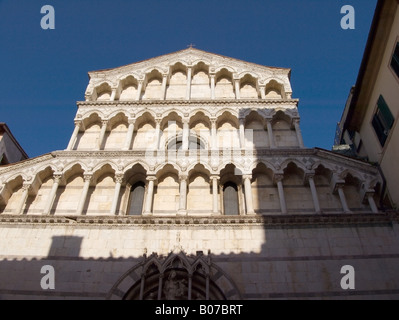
top-left (83, 174), bottom-right (93, 182)
top-left (242, 175), bottom-right (252, 181)
top-left (115, 174), bottom-right (124, 184)
top-left (21, 183), bottom-right (31, 191)
top-left (274, 174), bottom-right (284, 183)
top-left (146, 176), bottom-right (157, 182)
top-left (53, 174), bottom-right (62, 183)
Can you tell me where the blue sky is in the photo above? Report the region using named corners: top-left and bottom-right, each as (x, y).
top-left (0, 0), bottom-right (377, 158)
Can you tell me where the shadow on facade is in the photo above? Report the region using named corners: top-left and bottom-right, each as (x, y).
top-left (0, 211), bottom-right (399, 300)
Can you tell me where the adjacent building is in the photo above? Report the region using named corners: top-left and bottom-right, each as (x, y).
top-left (335, 0), bottom-right (399, 208)
top-left (0, 123), bottom-right (28, 165)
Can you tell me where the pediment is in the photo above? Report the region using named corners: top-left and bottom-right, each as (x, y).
top-left (87, 48), bottom-right (291, 88)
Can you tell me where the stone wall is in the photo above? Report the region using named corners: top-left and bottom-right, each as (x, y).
top-left (1, 216), bottom-right (398, 300)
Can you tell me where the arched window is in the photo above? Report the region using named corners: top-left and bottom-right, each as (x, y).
top-left (127, 182), bottom-right (145, 215)
top-left (223, 182), bottom-right (239, 216)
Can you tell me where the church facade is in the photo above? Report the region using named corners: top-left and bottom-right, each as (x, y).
top-left (0, 48), bottom-right (398, 300)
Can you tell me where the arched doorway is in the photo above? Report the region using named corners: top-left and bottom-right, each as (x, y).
top-left (107, 252), bottom-right (241, 300)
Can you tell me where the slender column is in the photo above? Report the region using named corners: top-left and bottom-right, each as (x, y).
top-left (182, 120), bottom-right (190, 151)
top-left (110, 175), bottom-right (123, 215)
top-left (275, 174), bottom-right (287, 214)
top-left (178, 175), bottom-right (188, 215)
top-left (260, 85), bottom-right (266, 99)
top-left (211, 176), bottom-right (219, 215)
top-left (206, 276), bottom-right (210, 300)
top-left (211, 119), bottom-right (217, 150)
top-left (243, 175), bottom-right (255, 215)
top-left (239, 118), bottom-right (245, 149)
top-left (136, 80), bottom-right (143, 101)
top-left (186, 67), bottom-right (192, 100)
top-left (143, 176), bottom-right (156, 216)
top-left (157, 274), bottom-right (164, 300)
top-left (110, 89), bottom-right (116, 101)
top-left (76, 174), bottom-right (92, 215)
top-left (266, 119), bottom-right (276, 149)
top-left (43, 174), bottom-right (61, 215)
top-left (294, 119), bottom-right (305, 148)
top-left (123, 120), bottom-right (135, 150)
top-left (97, 120), bottom-right (108, 150)
top-left (337, 185), bottom-right (351, 213)
top-left (368, 194), bottom-right (379, 213)
top-left (308, 175), bottom-right (321, 213)
top-left (161, 74), bottom-right (168, 100)
top-left (210, 74), bottom-right (216, 100)
top-left (139, 275), bottom-right (145, 300)
top-left (66, 121), bottom-right (82, 150)
top-left (188, 274), bottom-right (192, 300)
top-left (155, 119), bottom-right (162, 150)
top-left (234, 79), bottom-right (241, 99)
top-left (16, 183), bottom-right (30, 215)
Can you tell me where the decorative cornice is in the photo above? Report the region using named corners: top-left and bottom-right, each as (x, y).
top-left (0, 154), bottom-right (55, 175)
top-left (0, 212), bottom-right (397, 228)
top-left (76, 99), bottom-right (299, 108)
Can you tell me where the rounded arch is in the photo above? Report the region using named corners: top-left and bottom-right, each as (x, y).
top-left (280, 159), bottom-right (307, 173)
top-left (311, 161), bottom-right (336, 173)
top-left (271, 110), bottom-right (293, 125)
top-left (215, 110), bottom-right (239, 128)
top-left (217, 162), bottom-right (244, 177)
top-left (122, 161), bottom-right (150, 175)
top-left (187, 163), bottom-right (212, 179)
top-left (81, 111), bottom-right (105, 125)
top-left (107, 110), bottom-right (130, 123)
top-left (214, 65), bottom-right (236, 75)
top-left (189, 111), bottom-right (211, 129)
top-left (339, 169), bottom-right (364, 182)
top-left (191, 59), bottom-right (212, 69)
top-left (107, 253), bottom-right (242, 300)
top-left (4, 173), bottom-right (28, 185)
top-left (95, 82), bottom-right (113, 101)
top-left (62, 162), bottom-right (88, 177)
top-left (154, 162), bottom-right (182, 177)
top-left (135, 111), bottom-right (156, 126)
top-left (144, 67), bottom-right (165, 77)
top-left (244, 110), bottom-right (266, 127)
top-left (90, 163), bottom-right (116, 185)
top-left (238, 71), bottom-right (260, 79)
top-left (169, 62), bottom-right (187, 73)
top-left (91, 161), bottom-right (119, 176)
top-left (264, 77), bottom-right (288, 97)
top-left (160, 111), bottom-right (183, 131)
top-left (249, 159), bottom-right (277, 173)
top-left (34, 164), bottom-right (58, 178)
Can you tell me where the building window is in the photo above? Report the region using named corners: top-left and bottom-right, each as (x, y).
top-left (127, 182), bottom-right (145, 215)
top-left (223, 182), bottom-right (239, 216)
top-left (391, 42), bottom-right (399, 79)
top-left (372, 95), bottom-right (394, 147)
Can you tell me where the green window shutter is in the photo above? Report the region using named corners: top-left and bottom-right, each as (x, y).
top-left (377, 95), bottom-right (394, 129)
top-left (391, 42), bottom-right (399, 78)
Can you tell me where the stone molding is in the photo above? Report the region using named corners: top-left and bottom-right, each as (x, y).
top-left (0, 212), bottom-right (397, 228)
